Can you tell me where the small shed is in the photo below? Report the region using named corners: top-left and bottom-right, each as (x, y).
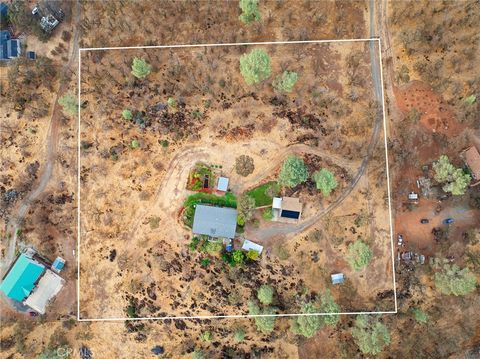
top-left (27, 51), bottom-right (36, 60)
top-left (241, 239), bottom-right (263, 254)
top-left (51, 257), bottom-right (65, 273)
top-left (216, 177), bottom-right (229, 192)
top-left (408, 192), bottom-right (418, 201)
top-left (331, 273), bottom-right (345, 285)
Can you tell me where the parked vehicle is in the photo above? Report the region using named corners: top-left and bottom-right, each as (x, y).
top-left (420, 218), bottom-right (429, 224)
top-left (442, 218), bottom-right (454, 225)
top-left (397, 234), bottom-right (404, 246)
top-left (413, 253), bottom-right (426, 265)
top-left (401, 252), bottom-right (413, 261)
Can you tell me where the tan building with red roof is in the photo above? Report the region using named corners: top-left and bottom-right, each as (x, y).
top-left (462, 146), bottom-right (480, 186)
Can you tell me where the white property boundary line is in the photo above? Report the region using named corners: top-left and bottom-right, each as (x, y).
top-left (77, 38), bottom-right (397, 322)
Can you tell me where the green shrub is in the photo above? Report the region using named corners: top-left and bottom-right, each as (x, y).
top-left (189, 237), bottom-right (201, 251)
top-left (272, 71), bottom-right (298, 92)
top-left (122, 109), bottom-right (133, 120)
top-left (262, 208), bottom-right (273, 220)
top-left (167, 97), bottom-right (177, 108)
top-left (239, 0), bottom-right (261, 24)
top-left (131, 139), bottom-right (140, 149)
top-left (346, 240), bottom-right (372, 271)
top-left (233, 327), bottom-right (246, 342)
top-left (246, 249), bottom-right (259, 261)
top-left (131, 57), bottom-right (152, 79)
top-left (200, 258), bottom-right (211, 267)
top-left (257, 285), bottom-right (273, 305)
top-left (278, 156), bottom-right (308, 188)
top-left (232, 250), bottom-right (245, 265)
top-left (191, 351), bottom-right (205, 359)
top-left (411, 308), bottom-right (428, 323)
top-left (200, 331), bottom-right (213, 342)
top-left (239, 48), bottom-right (271, 85)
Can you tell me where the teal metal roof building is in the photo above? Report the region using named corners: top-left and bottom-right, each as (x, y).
top-left (0, 254), bottom-right (45, 301)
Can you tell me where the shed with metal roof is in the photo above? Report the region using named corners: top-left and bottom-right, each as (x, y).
top-left (192, 205), bottom-right (238, 239)
top-left (331, 273), bottom-right (345, 285)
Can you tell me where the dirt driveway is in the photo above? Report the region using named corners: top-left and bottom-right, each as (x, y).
top-left (395, 198), bottom-right (479, 256)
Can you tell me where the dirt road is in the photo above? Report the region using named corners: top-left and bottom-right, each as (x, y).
top-left (1, 1), bottom-right (81, 275)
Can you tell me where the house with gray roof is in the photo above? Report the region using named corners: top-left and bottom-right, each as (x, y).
top-left (192, 205), bottom-right (238, 239)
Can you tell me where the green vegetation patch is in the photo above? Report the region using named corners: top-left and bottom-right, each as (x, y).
top-left (246, 181), bottom-right (280, 206)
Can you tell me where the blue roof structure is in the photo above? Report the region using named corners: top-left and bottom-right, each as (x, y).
top-left (0, 30), bottom-right (20, 60)
top-left (216, 177), bottom-right (229, 192)
top-left (27, 51), bottom-right (36, 60)
top-left (52, 257), bottom-right (65, 272)
top-left (281, 209), bottom-right (300, 219)
top-left (0, 254), bottom-right (45, 301)
top-left (0, 3), bottom-right (8, 18)
top-left (331, 273), bottom-right (345, 285)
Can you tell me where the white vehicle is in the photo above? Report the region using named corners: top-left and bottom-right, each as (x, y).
top-left (32, 7), bottom-right (39, 15)
top-left (397, 234), bottom-right (404, 246)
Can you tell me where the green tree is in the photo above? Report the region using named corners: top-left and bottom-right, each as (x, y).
top-left (434, 263), bottom-right (477, 296)
top-left (248, 301), bottom-right (277, 333)
top-left (312, 168), bottom-right (338, 196)
top-left (239, 49), bottom-right (271, 85)
top-left (290, 302), bottom-right (322, 338)
top-left (351, 315), bottom-right (391, 355)
top-left (58, 93), bottom-right (78, 116)
top-left (131, 57), bottom-right (152, 79)
top-left (233, 327), bottom-right (246, 342)
top-left (346, 240), bottom-right (372, 271)
top-left (318, 289), bottom-right (340, 325)
top-left (237, 194), bottom-right (256, 223)
top-left (122, 109), bottom-right (133, 120)
top-left (239, 0), bottom-right (261, 24)
top-left (257, 285), bottom-right (273, 305)
top-left (278, 155), bottom-right (308, 188)
top-left (272, 71), bottom-right (298, 92)
top-left (432, 155), bottom-right (471, 195)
